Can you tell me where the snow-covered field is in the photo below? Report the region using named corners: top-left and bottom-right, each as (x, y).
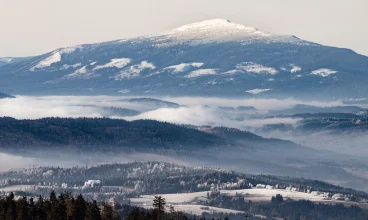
top-left (130, 187), bottom-right (359, 215)
top-left (220, 188), bottom-right (327, 202)
top-left (169, 204), bottom-right (243, 215)
top-left (0, 185), bottom-right (35, 192)
top-left (130, 191), bottom-right (208, 205)
top-left (130, 191), bottom-right (243, 215)
top-left (130, 188), bottom-right (328, 206)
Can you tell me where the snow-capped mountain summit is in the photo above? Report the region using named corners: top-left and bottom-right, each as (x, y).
top-left (164, 19), bottom-right (268, 41)
top-left (1, 19), bottom-right (368, 99)
top-left (161, 19), bottom-right (306, 45)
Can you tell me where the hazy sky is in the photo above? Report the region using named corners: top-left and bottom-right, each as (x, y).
top-left (1, 0), bottom-right (367, 57)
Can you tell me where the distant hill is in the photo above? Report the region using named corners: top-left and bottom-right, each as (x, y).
top-left (0, 117), bottom-right (309, 150)
top-left (0, 57), bottom-right (29, 67)
top-left (270, 104), bottom-right (366, 115)
top-left (0, 117), bottom-right (224, 149)
top-left (0, 92), bottom-right (14, 99)
top-left (127, 98), bottom-right (180, 108)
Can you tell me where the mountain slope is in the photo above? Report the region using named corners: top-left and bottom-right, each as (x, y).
top-left (0, 92), bottom-right (14, 99)
top-left (0, 57), bottom-right (30, 67)
top-left (1, 19), bottom-right (368, 99)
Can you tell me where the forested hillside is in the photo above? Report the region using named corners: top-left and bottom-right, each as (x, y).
top-left (0, 117), bottom-right (224, 149)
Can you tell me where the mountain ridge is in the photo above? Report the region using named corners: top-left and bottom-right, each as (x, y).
top-left (1, 19), bottom-right (368, 99)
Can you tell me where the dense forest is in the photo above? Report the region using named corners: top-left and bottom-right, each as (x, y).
top-left (0, 117), bottom-right (308, 152)
top-left (0, 117), bottom-right (224, 149)
top-left (0, 191), bottom-right (120, 220)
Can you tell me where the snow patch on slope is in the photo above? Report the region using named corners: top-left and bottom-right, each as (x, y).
top-left (59, 46), bottom-right (83, 54)
top-left (0, 57), bottom-right (14, 63)
top-left (93, 58), bottom-right (131, 70)
top-left (61, 63), bottom-right (82, 70)
top-left (237, 62), bottom-right (278, 75)
top-left (222, 69), bottom-right (244, 75)
top-left (114, 61), bottom-right (156, 80)
top-left (30, 46), bottom-right (82, 71)
top-left (64, 66), bottom-right (99, 79)
top-left (246, 89), bottom-right (272, 94)
top-left (164, 63), bottom-right (204, 73)
top-left (311, 68), bottom-right (337, 77)
top-left (186, 69), bottom-right (217, 78)
top-left (290, 64), bottom-right (302, 73)
top-left (30, 52), bottom-right (61, 71)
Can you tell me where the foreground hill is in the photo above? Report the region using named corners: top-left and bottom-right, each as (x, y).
top-left (1, 19), bottom-right (368, 99)
top-left (1, 162), bottom-right (368, 220)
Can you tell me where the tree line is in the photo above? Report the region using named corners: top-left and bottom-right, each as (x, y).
top-left (0, 191), bottom-right (119, 220)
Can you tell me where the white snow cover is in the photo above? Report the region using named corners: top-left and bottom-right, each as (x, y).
top-left (186, 69), bottom-right (217, 78)
top-left (170, 205), bottom-right (243, 215)
top-left (223, 69), bottom-right (242, 75)
top-left (30, 52), bottom-right (61, 71)
top-left (164, 62), bottom-right (204, 73)
top-left (237, 62), bottom-right (278, 75)
top-left (64, 66), bottom-right (99, 79)
top-left (114, 61), bottom-right (156, 80)
top-left (165, 19), bottom-right (269, 42)
top-left (30, 46), bottom-right (82, 71)
top-left (93, 58), bottom-right (131, 70)
top-left (290, 64), bottom-right (302, 73)
top-left (59, 45), bottom-right (83, 54)
top-left (311, 68), bottom-right (337, 77)
top-left (160, 19), bottom-right (308, 46)
top-left (61, 63), bottom-right (82, 70)
top-left (246, 89), bottom-right (272, 94)
top-left (0, 57), bottom-right (14, 63)
top-left (118, 89), bottom-right (130, 94)
top-left (83, 180), bottom-right (101, 188)
top-left (129, 188), bottom-right (351, 215)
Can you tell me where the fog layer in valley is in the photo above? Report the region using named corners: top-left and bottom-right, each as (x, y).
top-left (1, 95), bottom-right (368, 190)
top-left (1, 96), bottom-right (367, 156)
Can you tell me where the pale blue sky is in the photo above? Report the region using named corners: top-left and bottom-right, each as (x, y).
top-left (1, 0), bottom-right (367, 57)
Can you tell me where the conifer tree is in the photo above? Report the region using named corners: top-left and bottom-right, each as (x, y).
top-left (16, 196), bottom-right (28, 220)
top-left (35, 196), bottom-right (47, 220)
top-left (5, 192), bottom-right (16, 220)
top-left (85, 200), bottom-right (101, 220)
top-left (75, 194), bottom-right (87, 220)
top-left (153, 196), bottom-right (166, 220)
top-left (29, 198), bottom-right (36, 220)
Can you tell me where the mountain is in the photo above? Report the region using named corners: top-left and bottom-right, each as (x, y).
top-left (0, 92), bottom-right (14, 99)
top-left (0, 57), bottom-right (29, 67)
top-left (1, 19), bottom-right (368, 99)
